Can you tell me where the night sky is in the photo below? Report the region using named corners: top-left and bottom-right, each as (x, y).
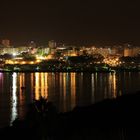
top-left (0, 0), bottom-right (140, 46)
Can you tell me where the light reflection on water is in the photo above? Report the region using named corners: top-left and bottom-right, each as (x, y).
top-left (0, 72), bottom-right (140, 127)
top-left (10, 73), bottom-right (18, 126)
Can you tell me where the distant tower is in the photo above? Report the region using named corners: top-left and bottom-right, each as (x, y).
top-left (48, 40), bottom-right (56, 55)
top-left (2, 39), bottom-right (10, 47)
top-left (48, 40), bottom-right (56, 49)
top-left (29, 41), bottom-right (36, 48)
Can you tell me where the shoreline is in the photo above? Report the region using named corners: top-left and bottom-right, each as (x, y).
top-left (0, 69), bottom-right (140, 73)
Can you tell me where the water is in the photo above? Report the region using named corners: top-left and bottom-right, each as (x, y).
top-left (0, 72), bottom-right (140, 128)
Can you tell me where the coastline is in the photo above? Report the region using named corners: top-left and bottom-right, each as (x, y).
top-left (0, 68), bottom-right (140, 73)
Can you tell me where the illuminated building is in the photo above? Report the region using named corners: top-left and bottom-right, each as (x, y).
top-left (124, 48), bottom-right (133, 57)
top-left (124, 47), bottom-right (140, 57)
top-left (48, 40), bottom-right (56, 55)
top-left (132, 47), bottom-right (140, 56)
top-left (2, 39), bottom-right (10, 47)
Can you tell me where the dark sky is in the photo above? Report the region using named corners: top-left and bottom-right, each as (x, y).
top-left (0, 0), bottom-right (140, 46)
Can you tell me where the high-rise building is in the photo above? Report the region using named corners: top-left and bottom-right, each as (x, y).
top-left (2, 39), bottom-right (10, 47)
top-left (48, 40), bottom-right (56, 49)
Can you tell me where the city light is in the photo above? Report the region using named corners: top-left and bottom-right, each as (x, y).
top-left (103, 57), bottom-right (120, 67)
top-left (0, 42), bottom-right (139, 72)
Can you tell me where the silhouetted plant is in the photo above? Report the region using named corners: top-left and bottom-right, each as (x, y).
top-left (25, 96), bottom-right (58, 139)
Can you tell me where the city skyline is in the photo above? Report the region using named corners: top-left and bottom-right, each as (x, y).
top-left (0, 0), bottom-right (140, 46)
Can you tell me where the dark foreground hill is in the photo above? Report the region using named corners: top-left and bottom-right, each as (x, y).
top-left (0, 91), bottom-right (140, 140)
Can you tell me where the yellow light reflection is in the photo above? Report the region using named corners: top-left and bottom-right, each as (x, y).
top-left (35, 73), bottom-right (40, 100)
top-left (109, 73), bottom-right (117, 98)
top-left (41, 73), bottom-right (44, 97)
top-left (70, 73), bottom-right (76, 109)
top-left (31, 73), bottom-right (34, 94)
top-left (0, 73), bottom-right (4, 93)
top-left (11, 72), bottom-right (17, 126)
top-left (35, 73), bottom-right (48, 100)
top-left (112, 73), bottom-right (117, 98)
top-left (19, 73), bottom-right (25, 102)
top-left (44, 73), bottom-right (48, 99)
top-left (63, 73), bottom-right (66, 112)
top-left (19, 73), bottom-right (25, 89)
top-left (40, 73), bottom-right (47, 98)
top-left (19, 73), bottom-right (25, 118)
top-left (59, 73), bottom-right (63, 112)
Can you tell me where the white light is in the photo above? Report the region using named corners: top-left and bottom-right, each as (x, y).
top-left (10, 73), bottom-right (18, 126)
top-left (13, 53), bottom-right (17, 56)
